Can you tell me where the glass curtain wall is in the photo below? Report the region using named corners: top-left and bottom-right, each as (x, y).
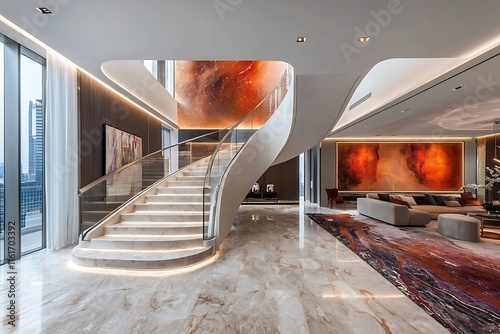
top-left (20, 52), bottom-right (44, 253)
top-left (0, 35), bottom-right (45, 265)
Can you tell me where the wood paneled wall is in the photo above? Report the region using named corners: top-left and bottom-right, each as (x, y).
top-left (78, 71), bottom-right (163, 187)
top-left (255, 157), bottom-right (299, 201)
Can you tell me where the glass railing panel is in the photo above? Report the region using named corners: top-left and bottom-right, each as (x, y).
top-left (203, 66), bottom-right (293, 240)
top-left (79, 130), bottom-right (226, 239)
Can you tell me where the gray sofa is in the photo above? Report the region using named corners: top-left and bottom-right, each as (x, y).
top-left (365, 193), bottom-right (486, 219)
top-left (357, 198), bottom-right (431, 226)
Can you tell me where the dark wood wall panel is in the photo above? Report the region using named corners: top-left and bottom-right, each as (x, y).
top-left (256, 157), bottom-right (299, 201)
top-left (78, 71), bottom-right (163, 187)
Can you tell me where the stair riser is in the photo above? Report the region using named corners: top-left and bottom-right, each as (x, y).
top-left (183, 171), bottom-right (206, 177)
top-left (84, 238), bottom-right (203, 250)
top-left (134, 203), bottom-right (210, 212)
top-left (156, 187), bottom-right (205, 195)
top-left (168, 181), bottom-right (204, 187)
top-left (105, 226), bottom-right (203, 235)
top-left (177, 176), bottom-right (205, 182)
top-left (120, 214), bottom-right (207, 222)
top-left (71, 247), bottom-right (214, 270)
top-left (146, 195), bottom-right (209, 203)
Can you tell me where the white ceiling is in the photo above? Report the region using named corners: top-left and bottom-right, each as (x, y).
top-left (1, 0), bottom-right (500, 137)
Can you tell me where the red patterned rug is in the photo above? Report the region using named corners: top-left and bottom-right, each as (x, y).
top-left (306, 213), bottom-right (500, 334)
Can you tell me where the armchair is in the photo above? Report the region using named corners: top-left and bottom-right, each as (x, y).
top-left (325, 188), bottom-right (344, 209)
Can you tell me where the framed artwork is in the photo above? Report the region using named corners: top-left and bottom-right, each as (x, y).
top-left (336, 142), bottom-right (464, 192)
top-left (105, 125), bottom-right (143, 197)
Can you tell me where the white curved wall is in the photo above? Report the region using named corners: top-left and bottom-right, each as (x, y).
top-left (101, 60), bottom-right (178, 125)
top-left (214, 73), bottom-right (296, 248)
top-left (273, 74), bottom-right (360, 165)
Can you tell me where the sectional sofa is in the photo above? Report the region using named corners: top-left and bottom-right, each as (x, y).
top-left (357, 193), bottom-right (486, 226)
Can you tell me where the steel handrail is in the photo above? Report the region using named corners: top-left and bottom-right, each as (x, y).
top-left (78, 129), bottom-right (226, 196)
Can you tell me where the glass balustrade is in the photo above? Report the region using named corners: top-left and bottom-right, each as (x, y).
top-left (79, 130), bottom-right (227, 239)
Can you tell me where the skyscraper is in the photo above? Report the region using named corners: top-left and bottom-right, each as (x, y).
top-left (28, 99), bottom-right (43, 184)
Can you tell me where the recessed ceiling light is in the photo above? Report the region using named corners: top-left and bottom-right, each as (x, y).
top-left (358, 36), bottom-right (370, 43)
top-left (37, 7), bottom-right (52, 14)
top-left (453, 84), bottom-right (467, 91)
top-left (401, 108), bottom-right (411, 113)
top-left (296, 37), bottom-right (307, 43)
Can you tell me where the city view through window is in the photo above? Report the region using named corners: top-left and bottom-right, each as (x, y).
top-left (0, 41), bottom-right (45, 260)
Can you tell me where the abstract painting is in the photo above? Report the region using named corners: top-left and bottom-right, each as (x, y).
top-left (175, 60), bottom-right (288, 129)
top-left (105, 125), bottom-right (142, 197)
top-left (336, 142), bottom-right (463, 191)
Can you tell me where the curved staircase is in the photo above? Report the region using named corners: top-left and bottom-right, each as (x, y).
top-left (71, 161), bottom-right (214, 270)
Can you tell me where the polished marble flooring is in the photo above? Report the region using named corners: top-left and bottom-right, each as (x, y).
top-left (3, 203), bottom-right (488, 334)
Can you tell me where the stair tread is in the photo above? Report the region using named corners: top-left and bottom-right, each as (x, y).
top-left (124, 211), bottom-right (205, 214)
top-left (72, 246), bottom-right (212, 261)
top-left (138, 202), bottom-right (207, 205)
top-left (110, 222), bottom-right (203, 227)
top-left (95, 235), bottom-right (203, 241)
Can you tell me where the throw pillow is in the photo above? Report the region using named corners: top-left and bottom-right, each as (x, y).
top-left (444, 200), bottom-right (461, 207)
top-left (412, 195), bottom-right (436, 205)
top-left (378, 193), bottom-right (391, 202)
top-left (390, 194), bottom-right (402, 201)
top-left (461, 198), bottom-right (482, 206)
top-left (390, 198), bottom-right (411, 208)
top-left (400, 196), bottom-right (418, 206)
top-left (461, 192), bottom-right (474, 199)
top-left (432, 195), bottom-right (446, 206)
top-left (424, 194), bottom-right (437, 205)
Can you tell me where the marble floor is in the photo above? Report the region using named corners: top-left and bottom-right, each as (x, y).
top-left (4, 203), bottom-right (493, 334)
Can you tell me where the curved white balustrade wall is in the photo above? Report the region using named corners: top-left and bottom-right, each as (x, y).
top-left (213, 72), bottom-right (296, 248)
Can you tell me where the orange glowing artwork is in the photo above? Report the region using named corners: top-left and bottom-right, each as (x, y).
top-left (175, 60), bottom-right (288, 129)
top-left (336, 142), bottom-right (463, 192)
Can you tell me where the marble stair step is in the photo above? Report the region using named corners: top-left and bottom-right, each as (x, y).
top-left (145, 193), bottom-right (209, 202)
top-left (183, 171), bottom-right (206, 177)
top-left (176, 175), bottom-right (205, 181)
top-left (83, 234), bottom-right (203, 250)
top-left (120, 211), bottom-right (206, 222)
top-left (71, 245), bottom-right (214, 270)
top-left (134, 202), bottom-right (209, 212)
top-left (105, 222), bottom-right (204, 235)
top-left (167, 180), bottom-right (204, 187)
top-left (156, 186), bottom-right (206, 195)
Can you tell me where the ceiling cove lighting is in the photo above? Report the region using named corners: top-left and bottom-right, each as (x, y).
top-left (296, 37), bottom-right (307, 43)
top-left (453, 84), bottom-right (467, 91)
top-left (0, 14), bottom-right (173, 127)
top-left (358, 36), bottom-right (370, 43)
top-left (36, 7), bottom-right (52, 14)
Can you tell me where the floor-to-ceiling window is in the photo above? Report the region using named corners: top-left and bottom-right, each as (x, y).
top-left (20, 51), bottom-right (44, 253)
top-left (1, 35), bottom-right (45, 264)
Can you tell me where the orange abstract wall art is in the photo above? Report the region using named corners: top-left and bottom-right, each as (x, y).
top-left (337, 142), bottom-right (463, 192)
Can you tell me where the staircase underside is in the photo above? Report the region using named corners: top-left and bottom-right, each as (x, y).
top-left (72, 161), bottom-right (215, 270)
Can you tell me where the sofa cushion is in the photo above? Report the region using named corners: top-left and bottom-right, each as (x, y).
top-left (444, 200), bottom-right (461, 207)
top-left (390, 198), bottom-right (411, 208)
top-left (460, 198), bottom-right (483, 206)
top-left (378, 193), bottom-right (391, 202)
top-left (432, 195), bottom-right (447, 206)
top-left (400, 196), bottom-right (417, 206)
top-left (413, 194), bottom-right (436, 205)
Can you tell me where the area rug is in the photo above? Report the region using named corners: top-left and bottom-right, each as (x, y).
top-left (306, 213), bottom-right (500, 334)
